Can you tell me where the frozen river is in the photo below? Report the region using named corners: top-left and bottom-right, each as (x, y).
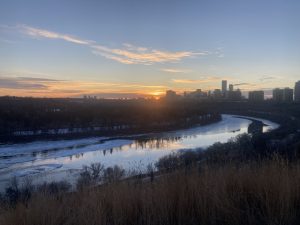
top-left (0, 115), bottom-right (279, 190)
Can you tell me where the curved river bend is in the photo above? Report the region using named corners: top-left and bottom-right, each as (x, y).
top-left (0, 115), bottom-right (279, 190)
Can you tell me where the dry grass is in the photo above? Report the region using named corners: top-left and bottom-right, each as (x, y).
top-left (1, 157), bottom-right (300, 225)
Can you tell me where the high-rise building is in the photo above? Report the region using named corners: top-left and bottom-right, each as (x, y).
top-left (283, 88), bottom-right (293, 102)
top-left (227, 89), bottom-right (242, 101)
top-left (273, 88), bottom-right (284, 102)
top-left (184, 89), bottom-right (208, 98)
top-left (295, 81), bottom-right (300, 102)
top-left (213, 89), bottom-right (222, 99)
top-left (273, 88), bottom-right (294, 102)
top-left (222, 80), bottom-right (227, 95)
top-left (248, 91), bottom-right (264, 101)
top-left (165, 90), bottom-right (178, 100)
top-left (229, 84), bottom-right (234, 91)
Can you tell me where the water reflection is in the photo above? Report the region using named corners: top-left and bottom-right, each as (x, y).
top-left (133, 136), bottom-right (183, 149)
top-left (0, 115), bottom-right (279, 190)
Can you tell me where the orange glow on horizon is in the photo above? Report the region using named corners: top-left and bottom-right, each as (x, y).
top-left (0, 77), bottom-right (171, 98)
top-left (0, 76), bottom-right (288, 99)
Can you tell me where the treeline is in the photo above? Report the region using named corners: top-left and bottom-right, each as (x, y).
top-left (156, 132), bottom-right (300, 171)
top-left (0, 96), bottom-right (221, 141)
top-left (202, 100), bottom-right (300, 135)
top-left (1, 96), bottom-right (299, 142)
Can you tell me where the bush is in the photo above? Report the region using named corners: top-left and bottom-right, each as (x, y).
top-left (103, 165), bottom-right (125, 183)
top-left (2, 157), bottom-right (300, 225)
top-left (36, 181), bottom-right (71, 195)
top-left (155, 153), bottom-right (181, 171)
top-left (3, 177), bottom-right (70, 206)
top-left (155, 150), bottom-right (202, 172)
top-left (76, 163), bottom-right (104, 189)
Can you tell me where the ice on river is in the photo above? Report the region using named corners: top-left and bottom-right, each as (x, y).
top-left (0, 115), bottom-right (279, 190)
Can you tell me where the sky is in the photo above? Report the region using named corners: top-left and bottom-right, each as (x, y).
top-left (0, 0), bottom-right (299, 98)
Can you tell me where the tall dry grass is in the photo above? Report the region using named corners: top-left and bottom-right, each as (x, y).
top-left (1, 157), bottom-right (300, 225)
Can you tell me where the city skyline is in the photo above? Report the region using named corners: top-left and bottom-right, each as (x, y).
top-left (165, 80), bottom-right (299, 101)
top-left (0, 0), bottom-right (299, 98)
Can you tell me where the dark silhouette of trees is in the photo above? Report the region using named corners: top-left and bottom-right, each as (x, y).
top-left (0, 96), bottom-right (221, 141)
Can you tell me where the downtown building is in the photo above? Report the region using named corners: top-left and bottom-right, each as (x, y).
top-left (295, 81), bottom-right (300, 102)
top-left (248, 91), bottom-right (264, 101)
top-left (283, 88), bottom-right (293, 102)
top-left (227, 88), bottom-right (242, 101)
top-left (222, 80), bottom-right (227, 96)
top-left (273, 87), bottom-right (293, 102)
top-left (165, 90), bottom-right (179, 100)
top-left (220, 80), bottom-right (242, 101)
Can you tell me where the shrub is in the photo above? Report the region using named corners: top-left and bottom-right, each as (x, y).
top-left (36, 181), bottom-right (71, 195)
top-left (76, 163), bottom-right (104, 189)
top-left (2, 157), bottom-right (300, 225)
top-left (103, 165), bottom-right (125, 183)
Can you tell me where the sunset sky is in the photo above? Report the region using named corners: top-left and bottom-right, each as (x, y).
top-left (0, 0), bottom-right (299, 98)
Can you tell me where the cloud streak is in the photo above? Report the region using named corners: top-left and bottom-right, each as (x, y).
top-left (172, 77), bottom-right (220, 84)
top-left (20, 24), bottom-right (91, 45)
top-left (18, 24), bottom-right (205, 65)
top-left (259, 76), bottom-right (282, 82)
top-left (0, 77), bottom-right (49, 89)
top-left (0, 76), bottom-right (169, 98)
top-left (92, 43), bottom-right (203, 65)
top-left (161, 68), bottom-right (191, 73)
top-left (233, 83), bottom-right (255, 86)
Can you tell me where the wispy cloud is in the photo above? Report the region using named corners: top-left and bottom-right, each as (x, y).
top-left (0, 77), bottom-right (50, 89)
top-left (0, 76), bottom-right (169, 98)
top-left (92, 43), bottom-right (203, 65)
top-left (172, 76), bottom-right (220, 84)
top-left (17, 24), bottom-right (205, 65)
top-left (259, 76), bottom-right (282, 82)
top-left (20, 24), bottom-right (91, 45)
top-left (161, 68), bottom-right (192, 73)
top-left (233, 83), bottom-right (255, 87)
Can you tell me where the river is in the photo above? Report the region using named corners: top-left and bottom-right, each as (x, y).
top-left (0, 114), bottom-right (279, 190)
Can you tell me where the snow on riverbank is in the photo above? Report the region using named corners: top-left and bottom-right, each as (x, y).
top-left (0, 137), bottom-right (105, 157)
top-left (0, 115), bottom-right (280, 191)
top-left (0, 138), bottom-right (133, 168)
top-left (230, 115), bottom-right (280, 132)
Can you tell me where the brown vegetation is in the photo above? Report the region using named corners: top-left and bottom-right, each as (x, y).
top-left (1, 156), bottom-right (300, 225)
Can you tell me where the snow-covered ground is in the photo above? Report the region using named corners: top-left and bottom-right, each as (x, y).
top-left (0, 115), bottom-right (279, 191)
top-left (0, 138), bottom-right (132, 167)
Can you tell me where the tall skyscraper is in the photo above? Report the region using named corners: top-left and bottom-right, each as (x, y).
top-left (249, 91), bottom-right (264, 101)
top-left (273, 88), bottom-right (294, 102)
top-left (295, 81), bottom-right (300, 102)
top-left (273, 88), bottom-right (284, 102)
top-left (222, 80), bottom-right (227, 95)
top-left (283, 88), bottom-right (293, 102)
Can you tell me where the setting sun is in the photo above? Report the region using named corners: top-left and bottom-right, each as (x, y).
top-left (1, 1), bottom-right (300, 224)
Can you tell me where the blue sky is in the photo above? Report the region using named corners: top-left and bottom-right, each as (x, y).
top-left (0, 0), bottom-right (299, 98)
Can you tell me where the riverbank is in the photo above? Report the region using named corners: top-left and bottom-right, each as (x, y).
top-left (208, 101), bottom-right (300, 138)
top-left (0, 115), bottom-right (279, 192)
top-left (1, 156), bottom-right (300, 225)
top-left (1, 117), bottom-right (298, 225)
top-left (0, 114), bottom-right (222, 144)
top-left (0, 97), bottom-right (224, 144)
